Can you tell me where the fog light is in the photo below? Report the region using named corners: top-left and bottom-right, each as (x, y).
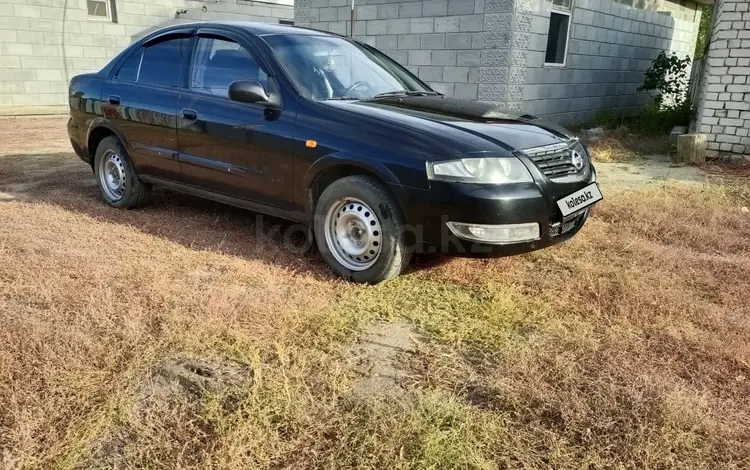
top-left (447, 222), bottom-right (540, 244)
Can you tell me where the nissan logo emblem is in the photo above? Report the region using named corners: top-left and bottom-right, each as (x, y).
top-left (571, 150), bottom-right (584, 170)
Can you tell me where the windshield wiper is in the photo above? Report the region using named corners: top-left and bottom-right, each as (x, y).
top-left (373, 90), bottom-right (443, 98)
top-left (326, 96), bottom-right (360, 100)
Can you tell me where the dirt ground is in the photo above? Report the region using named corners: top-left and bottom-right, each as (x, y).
top-left (0, 116), bottom-right (71, 156)
top-left (595, 153), bottom-right (708, 188)
top-left (1, 117), bottom-right (749, 469)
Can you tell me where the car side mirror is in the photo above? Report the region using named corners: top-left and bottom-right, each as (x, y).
top-left (228, 80), bottom-right (281, 109)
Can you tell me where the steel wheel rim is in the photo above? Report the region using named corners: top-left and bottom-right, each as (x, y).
top-left (324, 197), bottom-right (382, 271)
top-left (98, 150), bottom-right (127, 201)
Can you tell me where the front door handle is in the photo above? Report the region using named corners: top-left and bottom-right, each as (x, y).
top-left (108, 95), bottom-right (120, 105)
top-left (182, 108), bottom-right (198, 120)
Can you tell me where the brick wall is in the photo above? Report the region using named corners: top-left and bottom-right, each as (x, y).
top-left (297, 0), bottom-right (700, 123)
top-left (0, 0), bottom-right (293, 115)
top-left (695, 0), bottom-right (750, 158)
top-left (521, 0), bottom-right (699, 123)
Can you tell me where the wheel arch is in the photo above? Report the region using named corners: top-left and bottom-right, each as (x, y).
top-left (304, 156), bottom-right (404, 216)
top-left (86, 119), bottom-right (128, 169)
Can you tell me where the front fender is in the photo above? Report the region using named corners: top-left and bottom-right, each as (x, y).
top-left (301, 153), bottom-right (419, 221)
top-left (302, 153), bottom-right (401, 189)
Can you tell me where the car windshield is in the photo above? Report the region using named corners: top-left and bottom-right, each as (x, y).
top-left (264, 34), bottom-right (432, 101)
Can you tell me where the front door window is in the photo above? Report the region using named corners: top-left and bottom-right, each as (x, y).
top-left (190, 37), bottom-right (268, 98)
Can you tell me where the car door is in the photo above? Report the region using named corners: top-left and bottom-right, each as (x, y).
top-left (101, 30), bottom-right (192, 181)
top-left (176, 30), bottom-right (296, 209)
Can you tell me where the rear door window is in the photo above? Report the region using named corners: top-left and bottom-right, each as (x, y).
top-left (138, 37), bottom-right (188, 88)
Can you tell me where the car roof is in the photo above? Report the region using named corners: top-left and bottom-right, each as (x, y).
top-left (225, 21), bottom-right (338, 36)
top-left (154, 21), bottom-right (340, 38)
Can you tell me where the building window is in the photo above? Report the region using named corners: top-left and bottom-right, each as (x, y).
top-left (552, 0), bottom-right (572, 7)
top-left (544, 8), bottom-right (571, 66)
top-left (87, 0), bottom-right (112, 19)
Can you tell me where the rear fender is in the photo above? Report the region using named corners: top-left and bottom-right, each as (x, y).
top-left (86, 117), bottom-right (131, 161)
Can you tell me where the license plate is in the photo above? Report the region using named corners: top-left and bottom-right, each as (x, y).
top-left (556, 183), bottom-right (603, 217)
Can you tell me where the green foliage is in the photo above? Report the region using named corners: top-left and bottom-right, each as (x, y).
top-left (632, 100), bottom-right (693, 135)
top-left (638, 51), bottom-right (692, 105)
top-left (694, 5), bottom-right (713, 60)
top-left (592, 110), bottom-right (624, 130)
top-left (635, 52), bottom-right (694, 134)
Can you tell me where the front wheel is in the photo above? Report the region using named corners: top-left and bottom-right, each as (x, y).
top-left (313, 175), bottom-right (412, 284)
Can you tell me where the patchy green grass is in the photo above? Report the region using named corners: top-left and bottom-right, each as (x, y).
top-left (1, 136), bottom-right (750, 468)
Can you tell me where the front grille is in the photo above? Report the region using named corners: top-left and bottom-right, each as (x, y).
top-left (518, 140), bottom-right (584, 179)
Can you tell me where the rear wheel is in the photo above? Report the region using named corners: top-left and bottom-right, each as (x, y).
top-left (314, 175), bottom-right (412, 283)
top-left (93, 136), bottom-right (150, 208)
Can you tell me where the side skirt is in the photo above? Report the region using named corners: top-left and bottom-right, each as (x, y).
top-left (139, 175), bottom-right (309, 224)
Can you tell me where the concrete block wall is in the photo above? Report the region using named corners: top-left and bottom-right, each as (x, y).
top-left (614, 0), bottom-right (701, 22)
top-left (296, 0), bottom-right (701, 123)
top-left (0, 0), bottom-right (293, 115)
top-left (655, 0), bottom-right (700, 22)
top-left (522, 0), bottom-right (700, 123)
top-left (695, 0), bottom-right (750, 158)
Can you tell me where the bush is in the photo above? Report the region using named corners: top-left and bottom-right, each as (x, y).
top-left (638, 52), bottom-right (691, 106)
top-left (591, 110), bottom-right (624, 130)
top-left (694, 4), bottom-right (713, 60)
top-left (635, 52), bottom-right (694, 134)
top-left (632, 101), bottom-right (693, 135)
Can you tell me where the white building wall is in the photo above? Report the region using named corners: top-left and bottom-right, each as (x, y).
top-left (521, 0), bottom-right (700, 123)
top-left (695, 0), bottom-right (750, 158)
top-left (0, 0), bottom-right (294, 115)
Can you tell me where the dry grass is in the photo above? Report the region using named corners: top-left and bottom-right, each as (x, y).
top-left (1, 118), bottom-right (749, 469)
top-left (702, 160), bottom-right (750, 180)
top-left (0, 115), bottom-right (70, 155)
top-left (586, 127), bottom-right (672, 163)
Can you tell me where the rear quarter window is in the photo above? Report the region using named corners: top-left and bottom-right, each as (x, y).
top-left (114, 49), bottom-right (142, 82)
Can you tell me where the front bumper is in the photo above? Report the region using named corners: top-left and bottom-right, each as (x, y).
top-left (390, 165), bottom-right (598, 257)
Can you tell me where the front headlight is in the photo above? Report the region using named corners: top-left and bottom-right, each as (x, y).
top-left (570, 139), bottom-right (589, 167)
top-left (427, 157), bottom-right (533, 184)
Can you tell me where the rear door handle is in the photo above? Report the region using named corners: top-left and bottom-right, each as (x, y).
top-left (108, 95), bottom-right (120, 105)
top-left (182, 108), bottom-right (198, 120)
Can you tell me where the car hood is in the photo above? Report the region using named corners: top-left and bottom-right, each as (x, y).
top-left (320, 96), bottom-right (575, 156)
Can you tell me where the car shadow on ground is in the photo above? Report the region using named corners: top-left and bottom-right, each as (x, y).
top-left (0, 152), bottom-right (453, 279)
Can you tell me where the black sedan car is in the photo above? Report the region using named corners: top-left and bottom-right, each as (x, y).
top-left (67, 22), bottom-right (601, 283)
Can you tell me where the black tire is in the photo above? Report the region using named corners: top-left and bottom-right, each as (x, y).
top-left (313, 175), bottom-right (412, 284)
top-left (93, 136), bottom-right (151, 208)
